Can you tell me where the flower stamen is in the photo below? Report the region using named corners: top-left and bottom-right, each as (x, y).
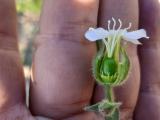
top-left (125, 22), bottom-right (132, 30)
top-left (108, 20), bottom-right (111, 31)
top-left (118, 19), bottom-right (122, 30)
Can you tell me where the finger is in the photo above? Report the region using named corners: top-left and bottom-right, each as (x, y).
top-left (135, 0), bottom-right (160, 119)
top-left (38, 0), bottom-right (99, 43)
top-left (0, 0), bottom-right (25, 112)
top-left (0, 0), bottom-right (18, 50)
top-left (93, 0), bottom-right (140, 119)
top-left (30, 0), bottom-right (99, 119)
top-left (98, 0), bottom-right (139, 28)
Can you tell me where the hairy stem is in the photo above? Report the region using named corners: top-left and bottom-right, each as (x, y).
top-left (105, 85), bottom-right (114, 102)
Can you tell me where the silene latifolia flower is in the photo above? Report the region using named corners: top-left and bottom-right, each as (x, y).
top-left (85, 18), bottom-right (149, 86)
top-left (84, 18), bottom-right (148, 120)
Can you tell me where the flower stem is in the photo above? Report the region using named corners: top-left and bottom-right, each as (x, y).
top-left (105, 85), bottom-right (114, 102)
top-left (104, 85), bottom-right (120, 120)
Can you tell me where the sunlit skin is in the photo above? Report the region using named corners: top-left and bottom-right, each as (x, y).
top-left (0, 0), bottom-right (35, 119)
top-left (76, 0), bottom-right (95, 4)
top-left (0, 0), bottom-right (22, 112)
top-left (0, 0), bottom-right (160, 120)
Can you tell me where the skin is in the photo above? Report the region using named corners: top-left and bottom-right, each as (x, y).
top-left (30, 0), bottom-right (140, 119)
top-left (0, 0), bottom-right (34, 119)
top-left (0, 0), bottom-right (159, 120)
top-left (29, 0), bottom-right (100, 119)
top-left (134, 0), bottom-right (160, 120)
top-left (0, 1), bottom-right (51, 120)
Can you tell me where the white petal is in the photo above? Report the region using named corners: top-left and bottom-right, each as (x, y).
top-left (123, 29), bottom-right (149, 44)
top-left (85, 28), bottom-right (108, 41)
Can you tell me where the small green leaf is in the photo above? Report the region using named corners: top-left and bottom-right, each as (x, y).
top-left (106, 108), bottom-right (120, 120)
top-left (99, 100), bottom-right (121, 111)
top-left (84, 102), bottom-right (101, 112)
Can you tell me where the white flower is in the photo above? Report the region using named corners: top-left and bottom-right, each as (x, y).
top-left (85, 18), bottom-right (149, 57)
top-left (85, 18), bottom-right (149, 44)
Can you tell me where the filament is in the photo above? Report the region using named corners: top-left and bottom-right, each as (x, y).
top-left (112, 17), bottom-right (116, 30)
top-left (126, 22), bottom-right (132, 30)
top-left (108, 20), bottom-right (111, 30)
top-left (118, 19), bottom-right (122, 30)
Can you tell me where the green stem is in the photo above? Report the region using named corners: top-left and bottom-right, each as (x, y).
top-left (105, 85), bottom-right (114, 102)
top-left (104, 85), bottom-right (120, 120)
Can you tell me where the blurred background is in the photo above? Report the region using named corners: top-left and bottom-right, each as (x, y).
top-left (16, 0), bottom-right (42, 105)
top-left (16, 0), bottom-right (42, 79)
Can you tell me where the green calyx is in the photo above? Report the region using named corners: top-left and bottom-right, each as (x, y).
top-left (92, 41), bottom-right (130, 86)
